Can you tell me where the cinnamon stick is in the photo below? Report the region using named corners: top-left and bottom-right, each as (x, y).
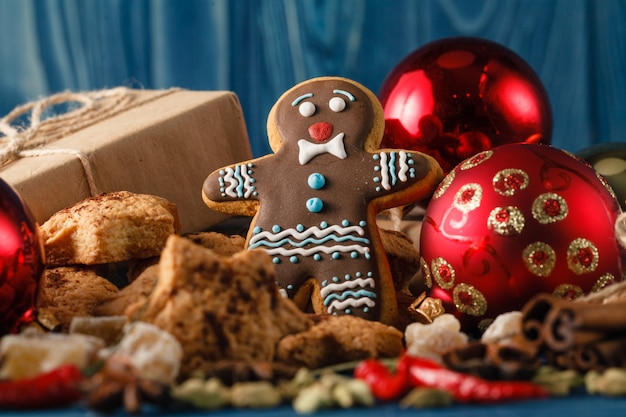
top-left (520, 293), bottom-right (626, 352)
top-left (519, 293), bottom-right (557, 348)
top-left (571, 336), bottom-right (626, 372)
top-left (542, 306), bottom-right (607, 352)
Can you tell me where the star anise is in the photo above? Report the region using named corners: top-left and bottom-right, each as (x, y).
top-left (82, 354), bottom-right (169, 414)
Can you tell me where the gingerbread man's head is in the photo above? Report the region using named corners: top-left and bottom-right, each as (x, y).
top-left (267, 77), bottom-right (385, 157)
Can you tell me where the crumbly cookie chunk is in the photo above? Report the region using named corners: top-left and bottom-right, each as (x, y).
top-left (94, 264), bottom-right (160, 317)
top-left (36, 266), bottom-right (120, 332)
top-left (131, 235), bottom-right (312, 379)
top-left (276, 315), bottom-right (403, 369)
top-left (182, 231), bottom-right (245, 255)
top-left (40, 191), bottom-right (182, 266)
top-left (95, 234), bottom-right (246, 317)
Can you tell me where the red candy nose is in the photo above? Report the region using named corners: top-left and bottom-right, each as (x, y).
top-left (309, 122), bottom-right (333, 142)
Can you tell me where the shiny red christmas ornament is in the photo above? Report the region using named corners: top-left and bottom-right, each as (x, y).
top-left (420, 143), bottom-right (624, 335)
top-left (0, 178), bottom-right (44, 335)
top-left (379, 37), bottom-right (553, 173)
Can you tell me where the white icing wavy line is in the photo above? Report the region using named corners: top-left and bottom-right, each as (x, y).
top-left (240, 165), bottom-right (255, 198)
top-left (320, 277), bottom-right (376, 298)
top-left (250, 224), bottom-right (365, 244)
top-left (398, 151), bottom-right (409, 181)
top-left (222, 167), bottom-right (238, 197)
top-left (379, 152), bottom-right (390, 190)
top-left (327, 297), bottom-right (376, 314)
top-left (261, 243), bottom-right (369, 257)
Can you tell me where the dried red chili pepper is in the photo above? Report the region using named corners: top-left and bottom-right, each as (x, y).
top-left (354, 358), bottom-right (410, 401)
top-left (355, 354), bottom-right (548, 404)
top-left (0, 364), bottom-right (84, 409)
top-left (400, 355), bottom-right (548, 403)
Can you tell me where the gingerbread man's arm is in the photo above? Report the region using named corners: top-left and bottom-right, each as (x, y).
top-left (202, 158), bottom-right (264, 217)
top-left (367, 149), bottom-right (443, 211)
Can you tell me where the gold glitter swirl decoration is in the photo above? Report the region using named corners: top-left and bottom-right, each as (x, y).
top-left (532, 193), bottom-right (568, 224)
top-left (453, 283), bottom-right (487, 316)
top-left (420, 257), bottom-right (432, 288)
top-left (460, 150), bottom-right (493, 170)
top-left (567, 238), bottom-right (599, 274)
top-left (453, 183), bottom-right (482, 213)
top-left (552, 283), bottom-right (584, 300)
top-left (433, 169), bottom-right (455, 200)
top-left (492, 168), bottom-right (529, 197)
top-left (522, 241), bottom-right (556, 277)
top-left (487, 206), bottom-right (525, 236)
top-left (431, 257), bottom-right (455, 289)
top-left (592, 273), bottom-right (617, 292)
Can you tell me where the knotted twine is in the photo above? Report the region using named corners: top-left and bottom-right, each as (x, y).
top-left (0, 87), bottom-right (179, 196)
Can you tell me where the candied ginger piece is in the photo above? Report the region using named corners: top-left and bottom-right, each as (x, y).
top-left (481, 311), bottom-right (522, 345)
top-left (404, 314), bottom-right (468, 362)
top-left (104, 321), bottom-right (183, 385)
top-left (0, 331), bottom-right (104, 379)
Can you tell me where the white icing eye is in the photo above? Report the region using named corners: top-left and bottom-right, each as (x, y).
top-left (329, 96), bottom-right (346, 112)
top-left (299, 101), bottom-right (316, 117)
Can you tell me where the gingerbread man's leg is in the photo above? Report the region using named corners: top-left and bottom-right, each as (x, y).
top-left (314, 255), bottom-right (395, 322)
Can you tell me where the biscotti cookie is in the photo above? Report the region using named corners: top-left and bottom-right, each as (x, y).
top-left (41, 191), bottom-right (182, 266)
top-left (36, 266), bottom-right (120, 331)
top-left (203, 76), bottom-right (443, 325)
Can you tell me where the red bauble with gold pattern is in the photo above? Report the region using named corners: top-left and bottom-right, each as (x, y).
top-left (419, 143), bottom-right (625, 335)
top-left (0, 178), bottom-right (44, 335)
top-left (379, 37), bottom-right (552, 174)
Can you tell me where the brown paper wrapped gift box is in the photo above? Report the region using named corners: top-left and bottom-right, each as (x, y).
top-left (0, 88), bottom-right (252, 233)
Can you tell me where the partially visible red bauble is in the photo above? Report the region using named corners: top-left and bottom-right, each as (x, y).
top-left (0, 178), bottom-right (44, 335)
top-left (419, 144), bottom-right (624, 335)
top-left (379, 37), bottom-right (553, 173)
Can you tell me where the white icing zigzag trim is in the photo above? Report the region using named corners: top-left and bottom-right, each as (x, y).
top-left (327, 297), bottom-right (376, 314)
top-left (260, 244), bottom-right (369, 257)
top-left (249, 224), bottom-right (371, 258)
top-left (320, 277), bottom-right (376, 298)
top-left (321, 277), bottom-right (377, 315)
top-left (251, 224), bottom-right (365, 242)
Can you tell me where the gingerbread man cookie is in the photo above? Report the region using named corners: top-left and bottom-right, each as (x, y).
top-left (203, 77), bottom-right (442, 324)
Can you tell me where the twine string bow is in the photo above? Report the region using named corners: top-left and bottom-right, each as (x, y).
top-left (0, 87), bottom-right (177, 196)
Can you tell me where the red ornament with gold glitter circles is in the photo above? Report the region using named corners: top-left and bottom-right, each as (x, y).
top-left (0, 178), bottom-right (44, 335)
top-left (419, 143), bottom-right (625, 335)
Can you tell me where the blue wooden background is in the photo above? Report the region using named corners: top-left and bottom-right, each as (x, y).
top-left (0, 0), bottom-right (625, 158)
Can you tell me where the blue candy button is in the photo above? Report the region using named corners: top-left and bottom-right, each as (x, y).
top-left (306, 197), bottom-right (323, 213)
top-left (307, 173), bottom-right (326, 190)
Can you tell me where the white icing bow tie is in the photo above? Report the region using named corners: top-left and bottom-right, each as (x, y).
top-left (297, 133), bottom-right (347, 165)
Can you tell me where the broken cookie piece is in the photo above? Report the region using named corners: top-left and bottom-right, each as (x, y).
top-left (130, 235), bottom-right (312, 379)
top-left (276, 315), bottom-right (403, 369)
top-left (40, 191), bottom-right (181, 266)
top-left (36, 266), bottom-right (120, 332)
